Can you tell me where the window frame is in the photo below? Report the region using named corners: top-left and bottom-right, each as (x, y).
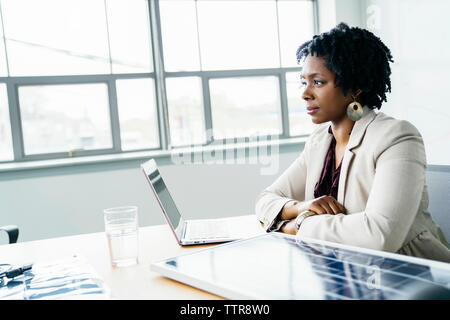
top-left (0, 0), bottom-right (319, 165)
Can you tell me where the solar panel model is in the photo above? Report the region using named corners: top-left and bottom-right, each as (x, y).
top-left (151, 233), bottom-right (450, 300)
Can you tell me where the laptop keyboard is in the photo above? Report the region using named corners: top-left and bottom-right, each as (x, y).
top-left (185, 220), bottom-right (231, 240)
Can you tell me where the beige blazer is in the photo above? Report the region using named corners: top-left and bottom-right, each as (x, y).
top-left (255, 107), bottom-right (450, 263)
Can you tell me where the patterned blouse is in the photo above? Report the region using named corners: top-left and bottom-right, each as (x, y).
top-left (313, 126), bottom-right (342, 199)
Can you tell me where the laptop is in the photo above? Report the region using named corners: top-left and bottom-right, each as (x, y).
top-left (141, 159), bottom-right (264, 245)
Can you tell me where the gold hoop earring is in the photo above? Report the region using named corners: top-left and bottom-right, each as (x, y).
top-left (347, 97), bottom-right (363, 121)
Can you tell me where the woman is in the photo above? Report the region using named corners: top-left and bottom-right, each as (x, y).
top-left (255, 23), bottom-right (450, 263)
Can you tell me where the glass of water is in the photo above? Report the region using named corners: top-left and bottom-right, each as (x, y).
top-left (104, 206), bottom-right (139, 267)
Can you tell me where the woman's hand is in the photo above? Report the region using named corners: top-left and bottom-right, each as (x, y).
top-left (301, 195), bottom-right (346, 215)
top-left (280, 219), bottom-right (297, 235)
top-left (279, 196), bottom-right (346, 234)
top-left (281, 196), bottom-right (346, 221)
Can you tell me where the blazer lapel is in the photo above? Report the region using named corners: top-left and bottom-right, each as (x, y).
top-left (337, 107), bottom-right (377, 205)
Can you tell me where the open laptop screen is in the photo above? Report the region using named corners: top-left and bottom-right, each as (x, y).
top-left (143, 160), bottom-right (184, 240)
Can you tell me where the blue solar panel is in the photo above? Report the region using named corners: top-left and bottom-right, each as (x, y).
top-left (151, 233), bottom-right (450, 299)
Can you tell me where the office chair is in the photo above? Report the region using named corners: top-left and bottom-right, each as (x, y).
top-left (0, 225), bottom-right (19, 244)
top-left (425, 165), bottom-right (450, 243)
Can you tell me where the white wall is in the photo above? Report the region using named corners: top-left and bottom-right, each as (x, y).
top-left (362, 0), bottom-right (450, 165)
top-left (320, 0), bottom-right (450, 164)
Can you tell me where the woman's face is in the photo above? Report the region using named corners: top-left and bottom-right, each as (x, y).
top-left (300, 54), bottom-right (354, 124)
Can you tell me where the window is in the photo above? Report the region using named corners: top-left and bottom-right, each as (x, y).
top-left (286, 72), bottom-right (318, 136)
top-left (209, 76), bottom-right (282, 139)
top-left (165, 76), bottom-right (205, 146)
top-left (1, 0), bottom-right (153, 76)
top-left (105, 0), bottom-right (153, 74)
top-left (277, 0), bottom-right (315, 67)
top-left (158, 0), bottom-right (200, 72)
top-left (19, 83), bottom-right (112, 155)
top-left (0, 0), bottom-right (317, 163)
top-left (196, 1), bottom-right (280, 71)
top-left (0, 83), bottom-right (12, 161)
top-left (116, 78), bottom-right (159, 151)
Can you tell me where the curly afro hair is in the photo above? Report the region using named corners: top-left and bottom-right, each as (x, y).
top-left (296, 22), bottom-right (394, 110)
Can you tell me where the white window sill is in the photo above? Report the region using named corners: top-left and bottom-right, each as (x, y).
top-left (0, 136), bottom-right (307, 173)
